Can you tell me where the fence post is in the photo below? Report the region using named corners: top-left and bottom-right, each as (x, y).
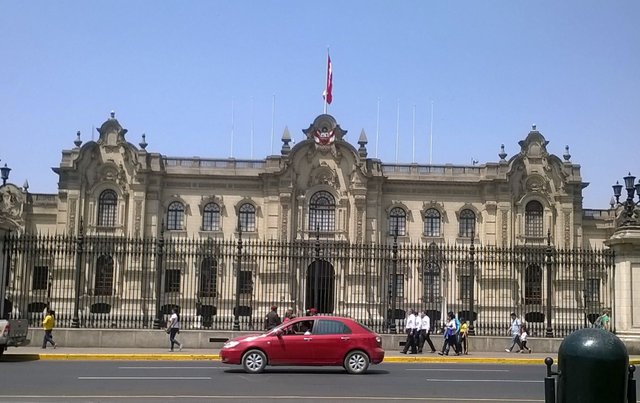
top-left (233, 218), bottom-right (243, 331)
top-left (389, 229), bottom-right (398, 334)
top-left (71, 218), bottom-right (84, 328)
top-left (314, 226), bottom-right (320, 312)
top-left (468, 234), bottom-right (476, 336)
top-left (152, 227), bottom-right (164, 329)
top-left (545, 230), bottom-right (554, 338)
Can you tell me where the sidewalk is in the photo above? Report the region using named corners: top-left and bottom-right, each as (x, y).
top-left (5, 346), bottom-right (640, 365)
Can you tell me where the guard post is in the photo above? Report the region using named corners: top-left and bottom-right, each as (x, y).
top-left (555, 328), bottom-right (630, 403)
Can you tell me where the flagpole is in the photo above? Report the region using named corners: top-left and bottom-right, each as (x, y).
top-left (429, 100), bottom-right (434, 165)
top-left (230, 99), bottom-right (234, 158)
top-left (323, 48), bottom-right (332, 114)
top-left (412, 104), bottom-right (416, 163)
top-left (375, 98), bottom-right (380, 159)
top-left (250, 96), bottom-right (254, 159)
top-left (270, 94), bottom-right (275, 155)
top-left (395, 99), bottom-right (400, 164)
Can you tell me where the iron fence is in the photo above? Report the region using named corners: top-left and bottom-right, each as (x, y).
top-left (1, 232), bottom-right (614, 337)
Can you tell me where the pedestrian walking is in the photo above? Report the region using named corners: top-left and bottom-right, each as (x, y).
top-left (41, 309), bottom-right (57, 349)
top-left (438, 312), bottom-right (458, 356)
top-left (520, 324), bottom-right (532, 353)
top-left (505, 312), bottom-right (522, 353)
top-left (460, 320), bottom-right (469, 354)
top-left (593, 308), bottom-right (611, 331)
top-left (264, 305), bottom-right (282, 330)
top-left (166, 308), bottom-right (183, 352)
top-left (417, 310), bottom-right (437, 353)
top-left (400, 309), bottom-right (418, 354)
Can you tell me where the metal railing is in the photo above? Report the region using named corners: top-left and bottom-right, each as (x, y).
top-left (1, 232), bottom-right (614, 336)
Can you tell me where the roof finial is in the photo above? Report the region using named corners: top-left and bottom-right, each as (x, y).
top-left (139, 133), bottom-right (148, 150)
top-left (74, 131), bottom-right (82, 148)
top-left (563, 145), bottom-right (571, 162)
top-left (498, 144), bottom-right (507, 161)
top-left (110, 111), bottom-right (116, 119)
top-left (532, 124), bottom-right (537, 131)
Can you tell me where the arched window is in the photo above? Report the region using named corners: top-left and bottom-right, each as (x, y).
top-left (239, 203), bottom-right (256, 232)
top-left (459, 209), bottom-right (475, 238)
top-left (309, 191), bottom-right (335, 232)
top-left (423, 208), bottom-right (441, 237)
top-left (202, 203), bottom-right (221, 232)
top-left (524, 264), bottom-right (542, 305)
top-left (95, 254), bottom-right (114, 296)
top-left (525, 201), bottom-right (544, 237)
top-left (97, 190), bottom-right (117, 227)
top-left (167, 201), bottom-right (185, 231)
top-left (423, 244), bottom-right (442, 303)
top-left (388, 207), bottom-right (406, 236)
top-left (199, 257), bottom-right (217, 297)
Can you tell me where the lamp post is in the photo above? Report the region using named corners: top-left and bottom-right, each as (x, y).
top-left (0, 163), bottom-right (11, 185)
top-left (71, 218), bottom-right (84, 328)
top-left (612, 172), bottom-right (640, 227)
top-left (152, 223), bottom-right (165, 329)
top-left (545, 230), bottom-right (554, 338)
top-left (314, 225), bottom-right (320, 313)
top-left (389, 228), bottom-right (398, 334)
top-left (233, 217), bottom-right (243, 331)
top-left (468, 234), bottom-right (476, 336)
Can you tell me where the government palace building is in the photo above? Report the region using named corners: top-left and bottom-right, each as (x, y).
top-left (2, 111), bottom-right (637, 338)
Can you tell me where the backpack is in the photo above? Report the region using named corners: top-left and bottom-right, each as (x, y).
top-left (454, 318), bottom-right (461, 334)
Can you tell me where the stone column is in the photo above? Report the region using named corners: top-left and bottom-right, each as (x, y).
top-left (605, 228), bottom-right (640, 338)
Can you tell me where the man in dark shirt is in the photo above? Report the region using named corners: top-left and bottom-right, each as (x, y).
top-left (264, 305), bottom-right (282, 330)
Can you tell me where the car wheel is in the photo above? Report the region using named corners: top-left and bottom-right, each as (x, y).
top-left (242, 349), bottom-right (267, 374)
top-left (344, 350), bottom-right (370, 374)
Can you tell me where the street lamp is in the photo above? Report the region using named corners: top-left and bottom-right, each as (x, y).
top-left (612, 173), bottom-right (640, 227)
top-left (314, 225), bottom-right (320, 313)
top-left (545, 230), bottom-right (554, 338)
top-left (233, 216), bottom-right (243, 331)
top-left (389, 228), bottom-right (398, 334)
top-left (468, 235), bottom-right (476, 336)
top-left (1, 163), bottom-right (11, 185)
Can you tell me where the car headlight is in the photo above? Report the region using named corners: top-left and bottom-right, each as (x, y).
top-left (223, 341), bottom-right (240, 349)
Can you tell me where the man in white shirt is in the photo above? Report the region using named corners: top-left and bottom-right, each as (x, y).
top-left (417, 310), bottom-right (437, 353)
top-left (400, 308), bottom-right (418, 354)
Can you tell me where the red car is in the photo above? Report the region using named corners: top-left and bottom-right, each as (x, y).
top-left (220, 316), bottom-right (385, 374)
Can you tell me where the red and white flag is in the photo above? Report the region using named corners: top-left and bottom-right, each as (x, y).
top-left (323, 53), bottom-right (333, 105)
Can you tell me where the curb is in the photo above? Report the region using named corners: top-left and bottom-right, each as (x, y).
top-left (4, 354), bottom-right (640, 365)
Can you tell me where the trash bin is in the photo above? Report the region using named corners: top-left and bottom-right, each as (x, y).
top-left (557, 328), bottom-right (628, 403)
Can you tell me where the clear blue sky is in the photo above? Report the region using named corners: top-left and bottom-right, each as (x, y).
top-left (1, 1), bottom-right (638, 208)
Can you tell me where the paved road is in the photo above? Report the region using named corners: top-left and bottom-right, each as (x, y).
top-left (0, 360), bottom-right (571, 402)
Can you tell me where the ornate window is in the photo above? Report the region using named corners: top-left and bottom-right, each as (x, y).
top-left (202, 203), bottom-right (221, 232)
top-left (239, 270), bottom-right (253, 294)
top-left (239, 203), bottom-right (256, 232)
top-left (388, 207), bottom-right (406, 236)
top-left (459, 209), bottom-right (475, 238)
top-left (524, 264), bottom-right (542, 305)
top-left (585, 278), bottom-right (600, 303)
top-left (97, 190), bottom-right (117, 227)
top-left (199, 257), bottom-right (217, 297)
top-left (95, 255), bottom-right (114, 296)
top-left (525, 201), bottom-right (544, 237)
top-left (423, 243), bottom-right (442, 303)
top-left (167, 201), bottom-right (185, 231)
top-left (423, 208), bottom-right (441, 237)
top-left (164, 268), bottom-right (181, 293)
top-left (32, 266), bottom-right (49, 291)
top-left (309, 191), bottom-right (336, 232)
top-left (388, 273), bottom-right (405, 298)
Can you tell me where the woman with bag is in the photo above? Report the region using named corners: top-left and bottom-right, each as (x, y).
top-left (166, 308), bottom-right (183, 352)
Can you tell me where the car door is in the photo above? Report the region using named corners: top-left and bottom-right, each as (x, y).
top-left (310, 319), bottom-right (354, 364)
top-left (266, 319), bottom-right (316, 365)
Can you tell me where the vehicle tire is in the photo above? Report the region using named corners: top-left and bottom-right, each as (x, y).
top-left (241, 349), bottom-right (267, 374)
top-left (344, 350), bottom-right (370, 374)
top-left (0, 346), bottom-right (4, 359)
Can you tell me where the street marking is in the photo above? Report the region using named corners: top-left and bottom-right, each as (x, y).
top-left (0, 396), bottom-right (545, 402)
top-left (407, 368), bottom-right (509, 372)
top-left (118, 366), bottom-right (228, 369)
top-left (78, 376), bottom-right (211, 380)
top-left (426, 378), bottom-right (543, 383)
